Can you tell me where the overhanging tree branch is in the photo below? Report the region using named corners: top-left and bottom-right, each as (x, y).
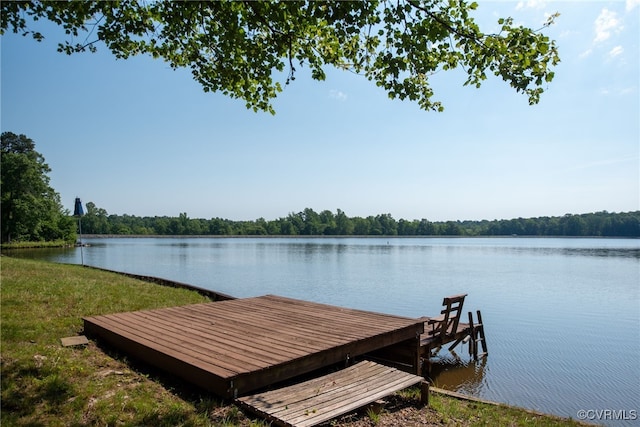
top-left (0, 0), bottom-right (560, 113)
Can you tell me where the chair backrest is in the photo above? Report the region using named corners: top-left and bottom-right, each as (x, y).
top-left (436, 294), bottom-right (467, 338)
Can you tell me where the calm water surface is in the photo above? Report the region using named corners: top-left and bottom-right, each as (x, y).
top-left (9, 237), bottom-right (640, 425)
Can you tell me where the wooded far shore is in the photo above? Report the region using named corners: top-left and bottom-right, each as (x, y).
top-left (79, 206), bottom-right (639, 237)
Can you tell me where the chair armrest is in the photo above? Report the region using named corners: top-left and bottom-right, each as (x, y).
top-left (427, 315), bottom-right (445, 325)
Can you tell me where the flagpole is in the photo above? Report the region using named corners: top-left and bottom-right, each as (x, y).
top-left (74, 197), bottom-right (85, 266)
top-left (78, 215), bottom-right (84, 266)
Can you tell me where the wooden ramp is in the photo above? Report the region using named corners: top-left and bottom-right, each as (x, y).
top-left (83, 295), bottom-right (425, 398)
top-left (237, 360), bottom-right (426, 427)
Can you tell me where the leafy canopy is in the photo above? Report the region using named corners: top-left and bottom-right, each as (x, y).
top-left (1, 132), bottom-right (76, 243)
top-left (1, 1), bottom-right (559, 113)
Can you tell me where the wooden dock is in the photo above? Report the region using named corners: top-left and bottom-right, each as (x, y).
top-left (237, 360), bottom-right (427, 427)
top-left (83, 294), bottom-right (425, 398)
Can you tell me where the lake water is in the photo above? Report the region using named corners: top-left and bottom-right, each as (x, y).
top-left (8, 237), bottom-right (640, 425)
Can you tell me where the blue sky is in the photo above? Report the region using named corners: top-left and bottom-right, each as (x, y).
top-left (2, 1), bottom-right (638, 222)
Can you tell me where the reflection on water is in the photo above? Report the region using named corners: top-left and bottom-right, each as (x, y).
top-left (560, 247), bottom-right (640, 258)
top-left (498, 245), bottom-right (640, 259)
top-left (429, 352), bottom-right (489, 396)
top-left (4, 246), bottom-right (77, 261)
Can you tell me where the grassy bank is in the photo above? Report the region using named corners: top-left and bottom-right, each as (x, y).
top-left (1, 240), bottom-right (73, 249)
top-left (1, 257), bottom-right (589, 426)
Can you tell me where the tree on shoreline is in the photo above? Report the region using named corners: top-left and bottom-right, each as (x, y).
top-left (1, 1), bottom-right (559, 114)
top-left (1, 132), bottom-right (76, 243)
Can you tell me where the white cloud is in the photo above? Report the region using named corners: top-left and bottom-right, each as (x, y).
top-left (599, 86), bottom-right (637, 96)
top-left (609, 45), bottom-right (624, 57)
top-left (329, 90), bottom-right (347, 101)
top-left (594, 8), bottom-right (623, 43)
top-left (627, 0), bottom-right (640, 12)
top-left (579, 49), bottom-right (593, 59)
top-left (559, 30), bottom-right (573, 38)
top-left (516, 0), bottom-right (546, 10)
top-left (564, 156), bottom-right (638, 172)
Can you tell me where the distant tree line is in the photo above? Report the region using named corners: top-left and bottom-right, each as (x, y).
top-left (81, 204), bottom-right (640, 237)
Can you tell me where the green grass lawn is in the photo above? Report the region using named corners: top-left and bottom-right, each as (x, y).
top-left (1, 256), bottom-right (590, 426)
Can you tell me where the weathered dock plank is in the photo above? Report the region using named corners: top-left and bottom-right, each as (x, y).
top-left (83, 295), bottom-right (425, 398)
top-left (237, 360), bottom-right (426, 427)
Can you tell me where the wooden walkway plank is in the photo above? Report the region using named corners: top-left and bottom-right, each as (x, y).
top-left (95, 303), bottom-right (327, 373)
top-left (248, 364), bottom-right (389, 417)
top-left (273, 366), bottom-right (417, 421)
top-left (179, 296), bottom-right (422, 363)
top-left (255, 295), bottom-right (415, 332)
top-left (177, 299), bottom-right (360, 344)
top-left (246, 361), bottom-right (389, 403)
top-left (122, 312), bottom-right (277, 371)
top-left (237, 360), bottom-right (425, 427)
top-left (83, 314), bottom-right (235, 393)
top-left (159, 305), bottom-right (330, 353)
top-left (181, 302), bottom-right (352, 348)
top-left (85, 313), bottom-right (241, 376)
top-left (108, 311), bottom-right (270, 370)
top-left (238, 295), bottom-right (414, 331)
top-left (137, 308), bottom-right (312, 365)
top-left (193, 297), bottom-right (392, 342)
